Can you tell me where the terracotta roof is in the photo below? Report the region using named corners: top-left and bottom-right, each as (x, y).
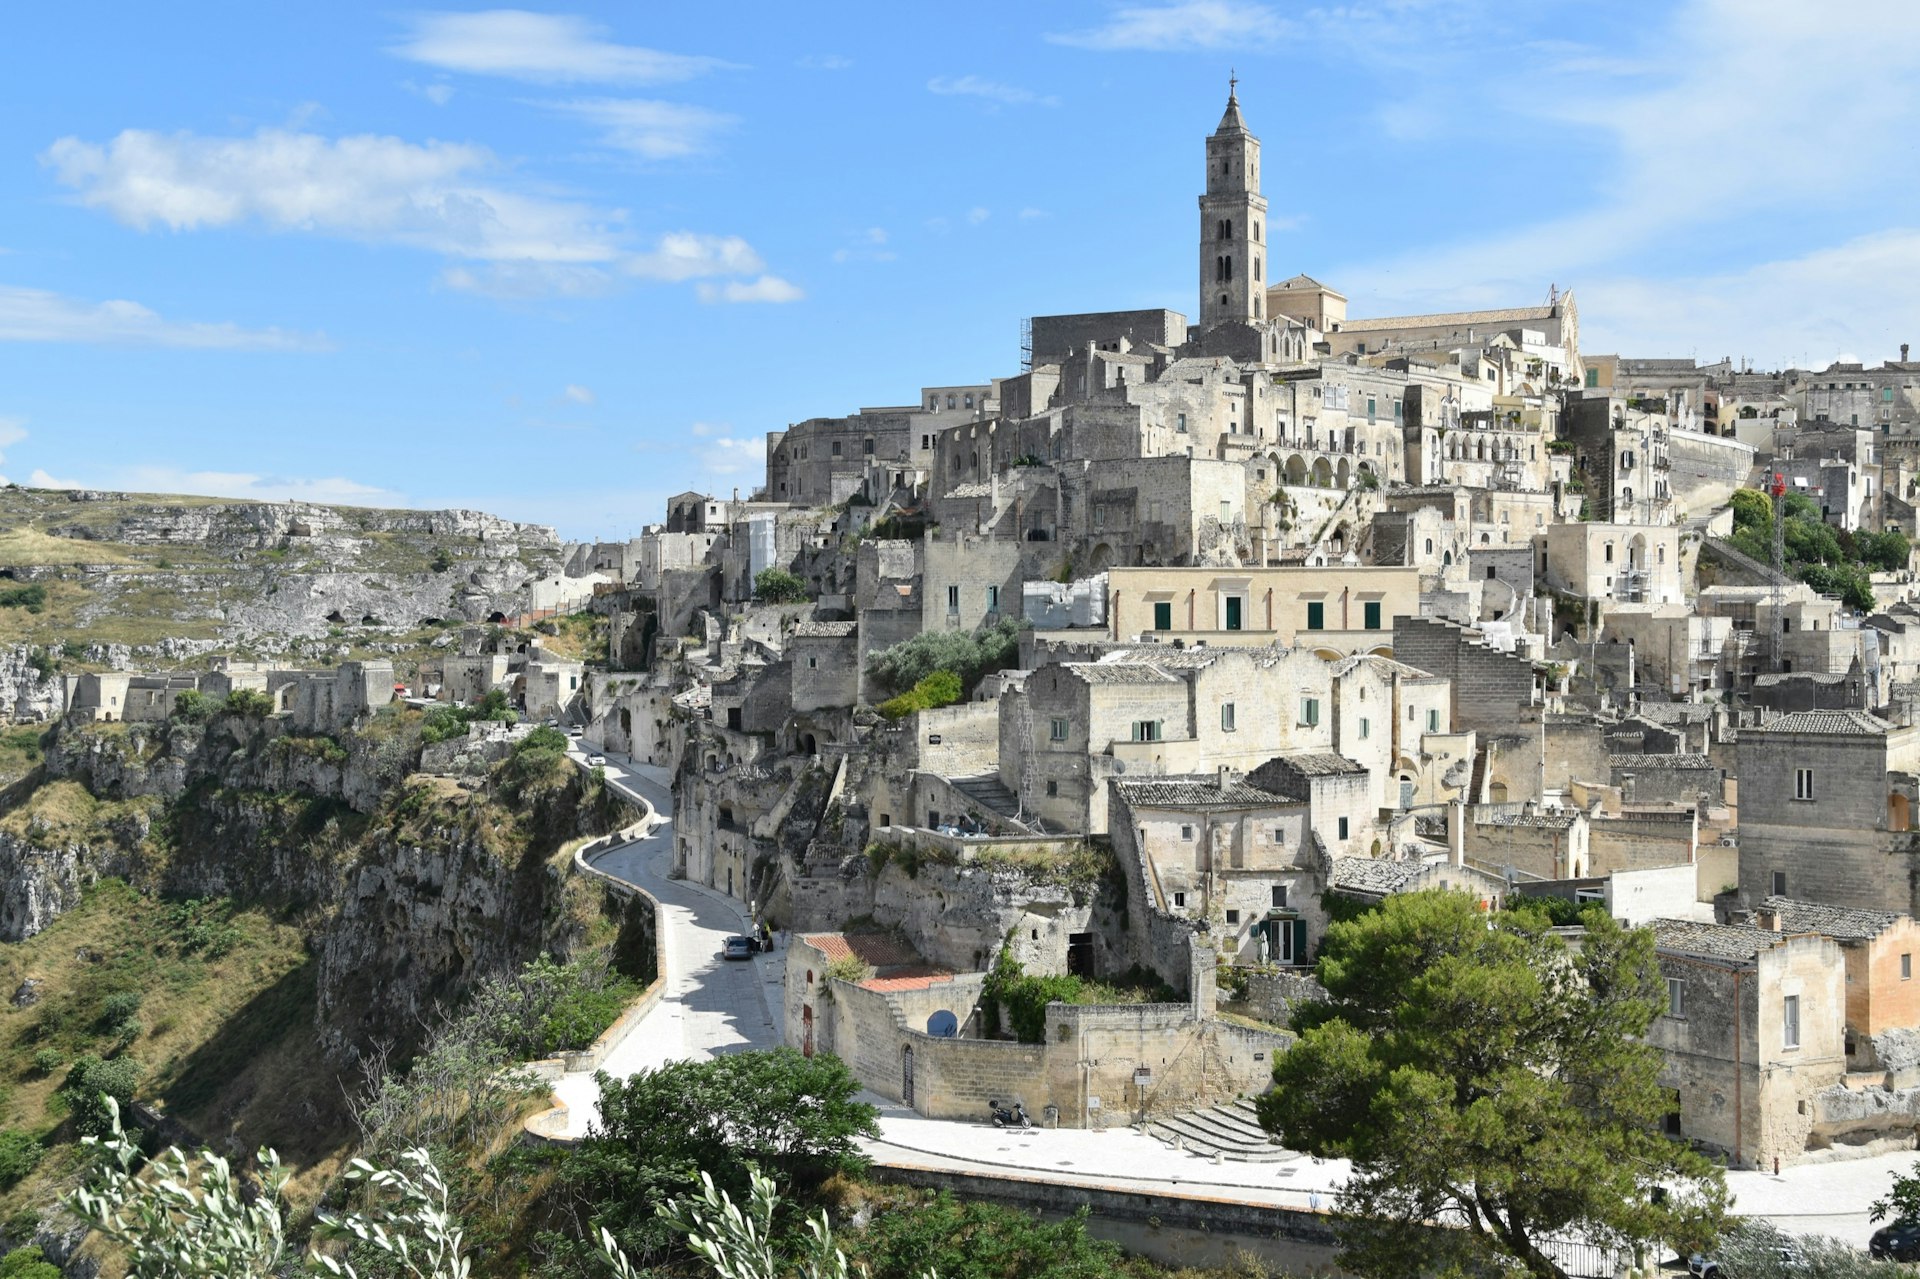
top-left (1761, 710), bottom-right (1890, 735)
top-left (801, 932), bottom-right (923, 969)
top-left (1339, 305), bottom-right (1559, 335)
top-left (1652, 918), bottom-right (1771, 963)
top-left (1760, 896), bottom-right (1904, 942)
top-left (1114, 776), bottom-right (1295, 809)
top-left (860, 969), bottom-right (958, 993)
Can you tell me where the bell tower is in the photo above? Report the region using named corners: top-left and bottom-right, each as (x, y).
top-left (1199, 78), bottom-right (1268, 330)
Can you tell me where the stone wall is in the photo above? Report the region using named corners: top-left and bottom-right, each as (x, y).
top-left (1589, 809), bottom-right (1697, 875)
top-left (1393, 616), bottom-right (1536, 731)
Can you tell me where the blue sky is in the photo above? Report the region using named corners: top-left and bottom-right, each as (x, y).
top-left (3, 1), bottom-right (1918, 538)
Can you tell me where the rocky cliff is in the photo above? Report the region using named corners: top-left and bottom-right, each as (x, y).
top-left (0, 486), bottom-right (566, 653)
top-left (0, 711), bottom-right (632, 1062)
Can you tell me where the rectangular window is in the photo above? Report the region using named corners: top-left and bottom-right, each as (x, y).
top-left (1366, 397), bottom-right (1377, 424)
top-left (1774, 870), bottom-right (1787, 896)
top-left (1667, 978), bottom-right (1686, 1019)
top-left (1272, 884), bottom-right (1288, 908)
top-left (1132, 721), bottom-right (1162, 742)
top-left (1905, 954), bottom-right (1913, 981)
top-left (831, 441), bottom-right (842, 457)
top-left (1427, 708), bottom-right (1440, 732)
top-left (1337, 816), bottom-right (1350, 840)
top-left (1783, 995), bottom-right (1800, 1050)
top-left (1173, 891), bottom-right (1186, 908)
top-left (1301, 697), bottom-right (1320, 727)
top-left (1795, 768), bottom-right (1815, 800)
top-left (1306, 601), bottom-right (1325, 631)
top-left (1180, 824), bottom-right (1194, 840)
top-left (1153, 601), bottom-right (1173, 631)
top-left (1225, 596), bottom-right (1243, 631)
top-left (807, 656), bottom-right (818, 668)
top-left (1359, 717), bottom-right (1370, 739)
top-left (1225, 909), bottom-right (1240, 925)
top-left (1364, 601), bottom-right (1382, 630)
top-left (1220, 500), bottom-right (1232, 524)
top-left (946, 585), bottom-right (960, 613)
top-left (986, 585), bottom-right (999, 611)
top-left (1177, 413), bottom-right (1188, 433)
top-left (1221, 703), bottom-right (1236, 732)
top-left (1050, 718), bottom-right (1068, 741)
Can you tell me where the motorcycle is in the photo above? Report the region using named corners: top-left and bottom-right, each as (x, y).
top-left (988, 1099), bottom-right (1031, 1129)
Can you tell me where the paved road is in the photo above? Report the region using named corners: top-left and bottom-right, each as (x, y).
top-left (550, 750), bottom-right (783, 1138)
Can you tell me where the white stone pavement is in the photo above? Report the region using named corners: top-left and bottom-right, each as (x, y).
top-left (557, 753), bottom-right (1914, 1251)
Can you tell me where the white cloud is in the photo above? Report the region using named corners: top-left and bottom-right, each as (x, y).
top-left (699, 435), bottom-right (762, 476)
top-left (832, 227), bottom-right (896, 264)
top-left (1018, 207), bottom-right (1049, 221)
top-left (695, 275), bottom-right (803, 304)
top-left (797, 54), bottom-right (852, 71)
top-left (28, 464), bottom-right (399, 504)
top-left (439, 262), bottom-right (617, 298)
top-left (45, 126), bottom-right (794, 300)
top-left (626, 233), bottom-right (764, 282)
top-left (967, 207), bottom-right (991, 226)
top-left (401, 79), bottom-right (457, 106)
top-left (391, 11), bottom-right (729, 85)
top-left (689, 421), bottom-right (724, 437)
top-left (1047, 1), bottom-right (1292, 51)
top-left (44, 127), bottom-right (625, 264)
top-left (563, 384), bottom-right (594, 404)
top-left (0, 285), bottom-right (326, 350)
top-left (541, 97), bottom-right (734, 160)
top-left (926, 75), bottom-right (1059, 108)
top-left (1577, 228), bottom-right (1920, 372)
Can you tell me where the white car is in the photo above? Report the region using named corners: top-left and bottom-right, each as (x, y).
top-left (588, 754), bottom-right (607, 767)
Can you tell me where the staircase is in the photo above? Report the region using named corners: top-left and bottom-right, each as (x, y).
top-left (1145, 1098), bottom-right (1294, 1163)
top-left (949, 773), bottom-right (1020, 820)
top-left (1701, 536), bottom-right (1794, 587)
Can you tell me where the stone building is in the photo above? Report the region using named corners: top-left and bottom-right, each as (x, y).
top-left (1735, 709), bottom-right (1920, 915)
top-left (1648, 919), bottom-right (1847, 1170)
top-left (1103, 564), bottom-right (1417, 653)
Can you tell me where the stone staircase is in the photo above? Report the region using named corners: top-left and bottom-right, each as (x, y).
top-left (949, 773), bottom-right (1020, 820)
top-left (1145, 1098), bottom-right (1294, 1163)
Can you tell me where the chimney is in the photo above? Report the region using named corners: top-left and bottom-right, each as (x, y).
top-left (1217, 764), bottom-right (1233, 791)
top-left (1756, 907), bottom-right (1783, 933)
top-left (1448, 799), bottom-right (1465, 867)
top-left (1904, 344), bottom-right (1911, 364)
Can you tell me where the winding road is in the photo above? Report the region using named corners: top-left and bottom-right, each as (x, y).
top-left (551, 750), bottom-right (783, 1138)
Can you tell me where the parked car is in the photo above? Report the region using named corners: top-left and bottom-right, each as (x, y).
top-left (588, 754), bottom-right (607, 767)
top-left (721, 935), bottom-right (755, 961)
top-left (1871, 1219), bottom-right (1920, 1261)
top-left (1690, 1240), bottom-right (1805, 1276)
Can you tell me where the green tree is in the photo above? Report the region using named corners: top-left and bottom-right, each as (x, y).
top-left (1859, 528), bottom-right (1912, 575)
top-left (562, 1049), bottom-right (877, 1265)
top-left (877, 670), bottom-right (963, 720)
top-left (170, 689), bottom-right (214, 724)
top-left (851, 1189), bottom-right (1122, 1279)
top-left (61, 1055), bottom-right (141, 1138)
top-left (753, 568), bottom-right (810, 604)
top-left (867, 618), bottom-right (1022, 699)
top-left (1257, 891), bottom-right (1727, 1279)
top-left (1871, 1157), bottom-right (1920, 1225)
top-left (222, 688), bottom-right (275, 718)
top-left (1730, 488), bottom-right (1772, 536)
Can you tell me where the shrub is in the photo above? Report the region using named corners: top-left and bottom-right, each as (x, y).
top-left (61, 1054), bottom-right (142, 1138)
top-left (0, 1245), bottom-right (59, 1279)
top-left (419, 704), bottom-right (467, 744)
top-left (97, 991), bottom-right (143, 1028)
top-left (876, 669), bottom-right (963, 720)
top-left (29, 1048), bottom-right (61, 1076)
top-left (0, 1131), bottom-right (42, 1189)
top-left (538, 975), bottom-right (640, 1054)
top-left (753, 567), bottom-right (810, 603)
top-left (169, 689), bottom-right (213, 723)
top-left (867, 617), bottom-right (1023, 699)
top-left (0, 584), bottom-right (47, 613)
top-left (222, 688), bottom-right (275, 718)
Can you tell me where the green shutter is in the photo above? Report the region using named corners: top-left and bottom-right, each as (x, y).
top-left (1226, 597), bottom-right (1242, 630)
top-left (1154, 601), bottom-right (1172, 631)
top-left (1364, 601), bottom-right (1382, 630)
top-left (1291, 919), bottom-right (1308, 965)
top-left (1306, 601), bottom-right (1324, 631)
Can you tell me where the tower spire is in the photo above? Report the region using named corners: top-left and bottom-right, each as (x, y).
top-left (1229, 68), bottom-right (1237, 98)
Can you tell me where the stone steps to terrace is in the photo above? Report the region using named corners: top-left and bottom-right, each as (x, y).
top-left (1145, 1097), bottom-right (1295, 1163)
top-left (950, 773), bottom-right (1021, 819)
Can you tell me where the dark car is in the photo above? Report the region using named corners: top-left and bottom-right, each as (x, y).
top-left (1871, 1218), bottom-right (1920, 1262)
top-left (721, 935), bottom-right (755, 961)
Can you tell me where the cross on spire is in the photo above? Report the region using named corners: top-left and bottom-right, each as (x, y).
top-left (1229, 68), bottom-right (1238, 97)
